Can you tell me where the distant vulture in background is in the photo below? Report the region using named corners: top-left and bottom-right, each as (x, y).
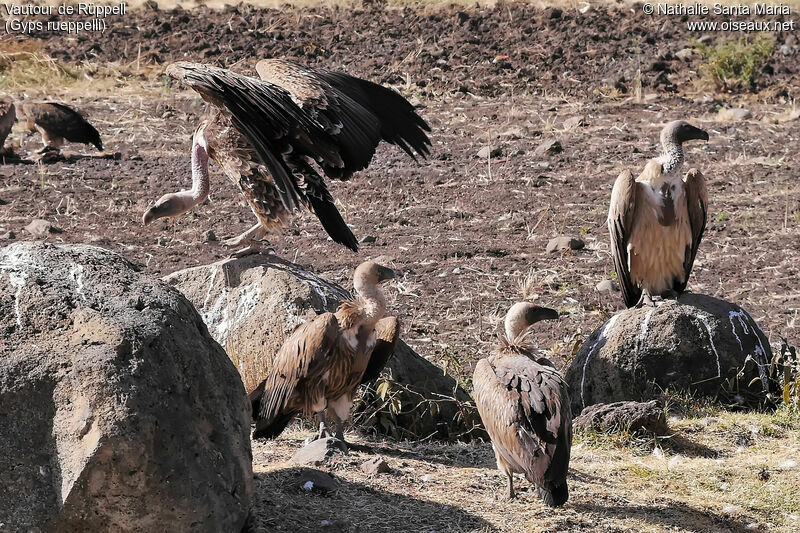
top-left (251, 261), bottom-right (399, 449)
top-left (142, 60), bottom-right (432, 252)
top-left (0, 100), bottom-right (15, 154)
top-left (473, 302), bottom-right (572, 505)
top-left (608, 120), bottom-right (709, 308)
top-left (16, 101), bottom-right (103, 152)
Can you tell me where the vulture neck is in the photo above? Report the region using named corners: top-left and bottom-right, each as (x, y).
top-left (163, 141), bottom-right (210, 214)
top-left (352, 279), bottom-right (387, 329)
top-left (660, 137), bottom-right (684, 176)
top-left (188, 141), bottom-right (211, 204)
top-left (504, 313), bottom-right (529, 344)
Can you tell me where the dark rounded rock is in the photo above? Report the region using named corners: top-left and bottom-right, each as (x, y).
top-left (565, 294), bottom-right (773, 415)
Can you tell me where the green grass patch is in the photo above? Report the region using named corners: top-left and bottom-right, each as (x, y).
top-left (695, 33), bottom-right (775, 90)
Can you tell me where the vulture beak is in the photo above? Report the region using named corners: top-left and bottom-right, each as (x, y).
top-left (375, 265), bottom-right (396, 283)
top-left (527, 306), bottom-right (560, 324)
top-left (680, 124), bottom-right (709, 143)
top-left (142, 208), bottom-right (156, 225)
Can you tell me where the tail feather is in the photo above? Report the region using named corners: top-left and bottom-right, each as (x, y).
top-left (252, 411), bottom-right (296, 440)
top-left (249, 378), bottom-right (299, 440)
top-left (307, 191), bottom-right (358, 252)
top-left (538, 482), bottom-right (569, 507)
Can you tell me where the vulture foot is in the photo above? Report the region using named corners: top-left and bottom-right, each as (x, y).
top-left (634, 291), bottom-right (656, 308)
top-left (222, 222), bottom-right (267, 248)
top-left (342, 441), bottom-right (373, 453)
top-left (333, 421), bottom-right (372, 452)
top-left (227, 245), bottom-right (275, 259)
top-left (662, 289), bottom-right (680, 301)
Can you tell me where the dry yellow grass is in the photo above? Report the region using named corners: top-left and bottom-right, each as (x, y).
top-left (249, 404), bottom-right (800, 532)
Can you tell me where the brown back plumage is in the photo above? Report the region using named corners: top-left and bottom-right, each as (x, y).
top-left (253, 313), bottom-right (340, 439)
top-left (360, 316), bottom-right (400, 385)
top-left (677, 168), bottom-right (708, 293)
top-left (18, 101), bottom-right (103, 150)
top-left (608, 168), bottom-right (643, 307)
top-left (474, 347), bottom-right (572, 506)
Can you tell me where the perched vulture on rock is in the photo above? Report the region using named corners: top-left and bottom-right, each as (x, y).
top-left (251, 261), bottom-right (399, 450)
top-left (608, 120), bottom-right (709, 308)
top-left (0, 100), bottom-right (15, 153)
top-left (473, 302), bottom-right (572, 506)
top-left (16, 101), bottom-right (103, 152)
top-left (142, 60), bottom-right (431, 251)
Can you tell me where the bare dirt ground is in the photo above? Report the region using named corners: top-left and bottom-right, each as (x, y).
top-left (2, 2), bottom-right (800, 531)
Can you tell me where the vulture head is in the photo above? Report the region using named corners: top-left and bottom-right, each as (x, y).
top-left (142, 129), bottom-right (210, 225)
top-left (661, 120), bottom-right (709, 147)
top-left (354, 261), bottom-right (395, 286)
top-left (504, 302), bottom-right (559, 343)
top-left (353, 261), bottom-right (395, 292)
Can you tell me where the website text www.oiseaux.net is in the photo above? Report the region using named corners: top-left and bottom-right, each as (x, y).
top-left (641, 3), bottom-right (796, 32)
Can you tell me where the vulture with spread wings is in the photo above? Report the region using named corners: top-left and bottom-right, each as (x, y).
top-left (142, 60), bottom-right (431, 251)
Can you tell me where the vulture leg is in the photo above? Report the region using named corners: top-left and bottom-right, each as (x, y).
top-left (221, 222), bottom-right (267, 248)
top-left (36, 126), bottom-right (63, 152)
top-left (223, 224), bottom-right (276, 258)
top-left (496, 454), bottom-right (515, 499)
top-left (506, 471), bottom-right (515, 500)
top-left (329, 396), bottom-right (372, 452)
top-left (315, 411), bottom-right (333, 440)
top-left (635, 290), bottom-right (656, 308)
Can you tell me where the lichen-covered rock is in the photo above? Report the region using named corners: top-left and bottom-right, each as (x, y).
top-left (565, 294), bottom-right (773, 415)
top-left (0, 242), bottom-right (252, 532)
top-left (164, 254), bottom-right (482, 441)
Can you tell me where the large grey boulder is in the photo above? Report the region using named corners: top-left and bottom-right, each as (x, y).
top-left (0, 242), bottom-right (252, 532)
top-left (565, 293), bottom-right (773, 415)
top-left (164, 254), bottom-right (483, 441)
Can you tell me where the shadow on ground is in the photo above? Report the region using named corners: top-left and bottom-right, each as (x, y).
top-left (248, 467), bottom-right (493, 533)
top-left (573, 500), bottom-right (754, 533)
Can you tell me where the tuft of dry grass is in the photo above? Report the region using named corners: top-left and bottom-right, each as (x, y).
top-left (0, 38), bottom-right (162, 97)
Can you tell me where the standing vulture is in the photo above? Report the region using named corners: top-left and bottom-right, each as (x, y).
top-left (251, 261), bottom-right (399, 449)
top-left (0, 100), bottom-right (15, 154)
top-left (473, 302), bottom-right (572, 506)
top-left (142, 60), bottom-right (432, 251)
top-left (16, 101), bottom-right (103, 152)
top-left (608, 120), bottom-right (709, 308)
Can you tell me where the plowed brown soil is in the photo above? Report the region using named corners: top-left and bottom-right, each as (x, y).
top-left (2, 3), bottom-right (800, 531)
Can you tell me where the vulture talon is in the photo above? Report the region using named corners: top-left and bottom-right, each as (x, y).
top-left (221, 223), bottom-right (268, 249)
top-left (608, 121), bottom-right (709, 309)
top-left (474, 302), bottom-right (571, 507)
